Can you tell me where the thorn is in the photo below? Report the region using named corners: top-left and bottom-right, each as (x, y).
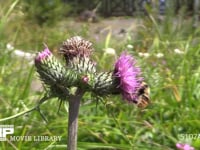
top-left (36, 106), bottom-right (48, 123)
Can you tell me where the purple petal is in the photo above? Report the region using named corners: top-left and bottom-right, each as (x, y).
top-left (35, 47), bottom-right (52, 63)
top-left (176, 143), bottom-right (195, 150)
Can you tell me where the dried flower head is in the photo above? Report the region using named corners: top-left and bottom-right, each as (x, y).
top-left (113, 52), bottom-right (143, 103)
top-left (176, 143), bottom-right (194, 150)
top-left (60, 36), bottom-right (93, 61)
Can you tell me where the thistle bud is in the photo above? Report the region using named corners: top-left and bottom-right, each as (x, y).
top-left (35, 47), bottom-right (79, 95)
top-left (68, 57), bottom-right (96, 74)
top-left (92, 72), bottom-right (118, 96)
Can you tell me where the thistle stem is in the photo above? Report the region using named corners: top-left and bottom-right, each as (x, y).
top-left (67, 89), bottom-right (84, 150)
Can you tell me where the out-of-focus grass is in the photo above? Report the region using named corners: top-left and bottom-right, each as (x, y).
top-left (0, 0), bottom-right (200, 149)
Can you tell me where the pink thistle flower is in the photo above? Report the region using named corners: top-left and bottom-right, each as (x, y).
top-left (114, 52), bottom-right (143, 103)
top-left (176, 143), bottom-right (195, 150)
top-left (35, 47), bottom-right (52, 63)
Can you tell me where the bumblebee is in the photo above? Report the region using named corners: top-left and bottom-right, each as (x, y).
top-left (136, 82), bottom-right (150, 109)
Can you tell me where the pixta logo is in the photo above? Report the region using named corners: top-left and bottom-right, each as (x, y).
top-left (0, 125), bottom-right (14, 141)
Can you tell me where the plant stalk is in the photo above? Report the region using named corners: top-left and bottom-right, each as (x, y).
top-left (0, 95), bottom-right (50, 122)
top-left (67, 89), bottom-right (84, 150)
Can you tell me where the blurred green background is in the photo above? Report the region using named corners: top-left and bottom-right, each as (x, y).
top-left (0, 0), bottom-right (200, 149)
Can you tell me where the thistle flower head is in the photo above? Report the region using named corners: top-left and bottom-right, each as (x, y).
top-left (176, 143), bottom-right (194, 150)
top-left (35, 47), bottom-right (52, 63)
top-left (60, 36), bottom-right (93, 61)
top-left (114, 52), bottom-right (143, 103)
